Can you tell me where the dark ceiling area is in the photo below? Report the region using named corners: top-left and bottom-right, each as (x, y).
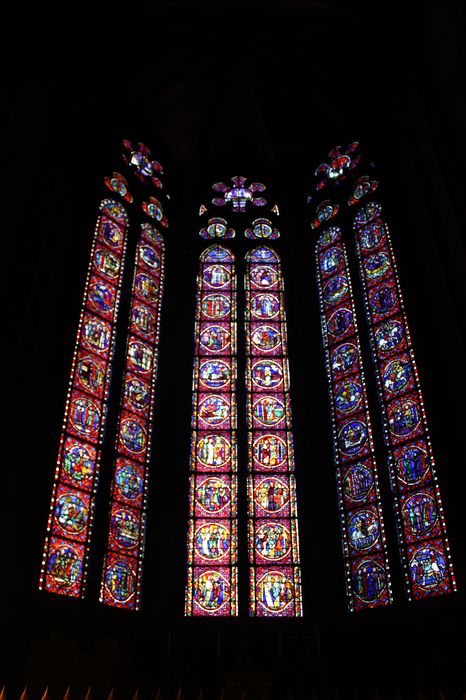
top-left (2, 2), bottom-right (466, 698)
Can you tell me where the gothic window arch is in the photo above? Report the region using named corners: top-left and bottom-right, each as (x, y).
top-left (245, 246), bottom-right (303, 617)
top-left (185, 180), bottom-right (302, 617)
top-left (316, 226), bottom-right (392, 610)
top-left (312, 143), bottom-right (456, 606)
top-left (40, 141), bottom-right (168, 606)
top-left (185, 244), bottom-right (238, 616)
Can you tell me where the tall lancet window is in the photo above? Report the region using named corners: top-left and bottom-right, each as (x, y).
top-left (40, 141), bottom-right (168, 604)
top-left (353, 201), bottom-right (456, 600)
top-left (100, 223), bottom-right (165, 610)
top-left (40, 199), bottom-right (130, 598)
top-left (315, 226), bottom-right (392, 611)
top-left (185, 245), bottom-right (238, 616)
top-left (245, 247), bottom-right (303, 617)
top-left (311, 142), bottom-right (456, 604)
top-left (185, 178), bottom-right (302, 616)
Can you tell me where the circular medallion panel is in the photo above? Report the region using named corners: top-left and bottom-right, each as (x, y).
top-left (195, 523), bottom-right (230, 560)
top-left (410, 546), bottom-right (447, 591)
top-left (193, 570), bottom-right (230, 612)
top-left (256, 571), bottom-right (294, 613)
top-left (253, 396), bottom-right (285, 427)
top-left (202, 294), bottom-right (231, 319)
top-left (348, 509), bottom-right (380, 551)
top-left (105, 559), bottom-right (136, 603)
top-left (251, 360), bottom-right (283, 390)
top-left (199, 360), bottom-right (231, 389)
top-left (115, 462), bottom-right (144, 501)
top-left (338, 420), bottom-right (368, 456)
top-left (197, 435), bottom-right (231, 469)
top-left (251, 325), bottom-right (281, 352)
top-left (251, 294), bottom-right (280, 319)
top-left (55, 493), bottom-right (88, 536)
top-left (195, 477), bottom-right (231, 514)
top-left (255, 523), bottom-right (291, 560)
top-left (353, 559), bottom-right (387, 603)
top-left (254, 478), bottom-right (290, 513)
top-left (253, 434), bottom-right (287, 468)
top-left (198, 395), bottom-right (230, 426)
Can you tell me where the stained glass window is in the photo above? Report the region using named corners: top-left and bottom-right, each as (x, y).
top-left (185, 245), bottom-right (238, 616)
top-left (199, 217), bottom-right (235, 239)
top-left (39, 199), bottom-right (129, 598)
top-left (100, 223), bottom-right (165, 610)
top-left (122, 139), bottom-right (164, 187)
top-left (211, 177), bottom-right (267, 212)
top-left (244, 218), bottom-right (280, 240)
top-left (104, 172), bottom-right (134, 203)
top-left (353, 201), bottom-right (456, 600)
top-left (316, 226), bottom-right (392, 611)
top-left (245, 246), bottom-right (302, 617)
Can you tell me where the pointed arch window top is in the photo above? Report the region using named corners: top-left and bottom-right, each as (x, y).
top-left (316, 226), bottom-right (342, 251)
top-left (245, 218), bottom-right (280, 240)
top-left (353, 201), bottom-right (383, 227)
top-left (212, 177), bottom-right (267, 212)
top-left (199, 218), bottom-right (236, 239)
top-left (246, 246), bottom-right (279, 263)
top-left (201, 245), bottom-right (235, 263)
top-left (100, 199), bottom-right (129, 226)
top-left (141, 223), bottom-right (164, 245)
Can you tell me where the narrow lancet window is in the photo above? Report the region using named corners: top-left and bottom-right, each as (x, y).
top-left (40, 199), bottom-right (129, 598)
top-left (100, 223), bottom-right (165, 610)
top-left (185, 245), bottom-right (238, 616)
top-left (353, 201), bottom-right (456, 600)
top-left (316, 226), bottom-right (392, 610)
top-left (245, 246), bottom-right (303, 617)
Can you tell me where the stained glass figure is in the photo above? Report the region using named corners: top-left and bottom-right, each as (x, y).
top-left (353, 201), bottom-right (456, 600)
top-left (199, 218), bottom-right (235, 239)
top-left (40, 199), bottom-right (129, 598)
top-left (122, 140), bottom-right (164, 187)
top-left (245, 218), bottom-right (280, 240)
top-left (211, 177), bottom-right (267, 212)
top-left (185, 246), bottom-right (238, 616)
top-left (245, 246), bottom-right (302, 617)
top-left (100, 224), bottom-right (165, 610)
top-left (104, 172), bottom-right (134, 203)
top-left (316, 226), bottom-right (392, 611)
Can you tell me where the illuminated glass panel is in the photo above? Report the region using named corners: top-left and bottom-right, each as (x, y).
top-left (211, 177), bottom-right (267, 212)
top-left (100, 224), bottom-right (165, 610)
top-left (39, 199), bottom-right (129, 598)
top-left (245, 246), bottom-right (302, 617)
top-left (199, 217), bottom-right (235, 239)
top-left (244, 218), bottom-right (280, 240)
top-left (316, 226), bottom-right (392, 611)
top-left (353, 202), bottom-right (456, 600)
top-left (185, 246), bottom-right (238, 616)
